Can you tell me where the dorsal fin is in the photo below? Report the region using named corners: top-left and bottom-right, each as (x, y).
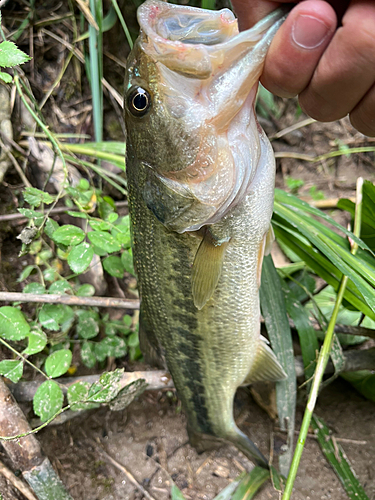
top-left (192, 229), bottom-right (230, 310)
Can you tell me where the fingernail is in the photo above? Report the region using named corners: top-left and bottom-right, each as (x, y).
top-left (292, 15), bottom-right (330, 49)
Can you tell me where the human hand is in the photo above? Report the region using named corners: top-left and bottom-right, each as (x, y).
top-left (231, 0), bottom-right (375, 136)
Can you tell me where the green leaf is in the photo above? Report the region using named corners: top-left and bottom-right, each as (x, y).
top-left (67, 241), bottom-right (94, 273)
top-left (0, 306), bottom-right (30, 341)
top-left (121, 249), bottom-right (134, 275)
top-left (52, 225), bottom-right (85, 246)
top-left (109, 379), bottom-right (147, 411)
top-left (171, 484), bottom-right (187, 500)
top-left (18, 265), bottom-right (36, 282)
top-left (88, 230), bottom-right (121, 253)
top-left (0, 71), bottom-right (12, 83)
top-left (341, 371), bottom-right (375, 402)
top-left (33, 380), bottom-right (64, 422)
top-left (102, 255), bottom-right (124, 278)
top-left (95, 336), bottom-right (127, 361)
top-left (273, 223), bottom-right (375, 322)
top-left (48, 280), bottom-right (72, 294)
top-left (24, 328), bottom-right (47, 355)
top-left (231, 467), bottom-right (270, 500)
top-left (77, 311), bottom-right (99, 339)
top-left (127, 331), bottom-right (138, 348)
top-left (81, 341), bottom-right (96, 368)
top-left (67, 381), bottom-right (100, 411)
top-left (76, 284), bottom-right (95, 296)
top-left (0, 360), bottom-right (23, 383)
top-left (23, 283), bottom-right (46, 294)
top-left (311, 415), bottom-right (370, 500)
top-left (44, 218), bottom-right (59, 238)
top-left (87, 369), bottom-right (123, 403)
top-left (17, 208), bottom-right (44, 223)
top-left (38, 304), bottom-right (65, 331)
top-left (0, 41), bottom-right (31, 68)
top-left (212, 474), bottom-right (245, 499)
top-left (23, 186), bottom-right (55, 207)
top-left (260, 256), bottom-right (296, 476)
top-left (45, 349), bottom-right (72, 378)
top-left (281, 279), bottom-right (319, 382)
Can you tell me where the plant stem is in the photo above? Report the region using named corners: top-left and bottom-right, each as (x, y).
top-left (282, 177), bottom-right (363, 500)
top-left (0, 338), bottom-right (48, 380)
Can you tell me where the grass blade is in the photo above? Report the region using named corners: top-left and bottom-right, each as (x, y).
top-left (260, 255), bottom-right (296, 476)
top-left (311, 415), bottom-right (370, 500)
top-left (231, 467), bottom-right (270, 500)
top-left (282, 178), bottom-right (364, 500)
top-left (111, 0), bottom-right (133, 49)
top-left (273, 223), bottom-right (375, 321)
top-left (88, 0), bottom-right (103, 143)
top-left (212, 473), bottom-right (245, 499)
top-left (281, 279), bottom-right (319, 383)
top-left (171, 483), bottom-right (187, 500)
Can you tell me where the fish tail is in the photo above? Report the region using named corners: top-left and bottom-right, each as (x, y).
top-left (226, 426), bottom-right (269, 469)
top-left (188, 420), bottom-right (269, 469)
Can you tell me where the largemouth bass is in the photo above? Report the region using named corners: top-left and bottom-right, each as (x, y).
top-left (125, 0), bottom-right (287, 468)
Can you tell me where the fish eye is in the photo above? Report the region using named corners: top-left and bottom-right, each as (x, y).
top-left (127, 87), bottom-right (151, 117)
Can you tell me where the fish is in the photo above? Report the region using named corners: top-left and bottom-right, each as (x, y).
top-left (124, 0), bottom-right (287, 468)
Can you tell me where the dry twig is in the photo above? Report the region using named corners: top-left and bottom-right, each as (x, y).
top-left (0, 460), bottom-right (37, 500)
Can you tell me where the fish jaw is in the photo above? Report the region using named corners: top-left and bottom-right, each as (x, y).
top-left (125, 1), bottom-right (286, 233)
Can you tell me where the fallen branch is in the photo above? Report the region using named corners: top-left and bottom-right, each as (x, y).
top-left (0, 291), bottom-right (140, 309)
top-left (9, 370), bottom-right (173, 403)
top-left (0, 378), bottom-right (73, 500)
top-left (0, 460), bottom-right (37, 500)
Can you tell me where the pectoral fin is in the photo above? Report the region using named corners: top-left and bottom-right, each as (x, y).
top-left (264, 225), bottom-right (275, 256)
top-left (192, 228), bottom-right (230, 310)
top-left (242, 341), bottom-right (287, 385)
top-left (257, 225), bottom-right (275, 288)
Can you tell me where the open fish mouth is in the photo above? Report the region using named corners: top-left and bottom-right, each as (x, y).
top-left (138, 0), bottom-right (238, 47)
top-left (137, 0), bottom-right (286, 80)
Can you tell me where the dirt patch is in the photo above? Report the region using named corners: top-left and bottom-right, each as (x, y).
top-left (21, 379), bottom-right (371, 500)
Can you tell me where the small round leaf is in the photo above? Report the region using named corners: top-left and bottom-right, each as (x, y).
top-left (33, 380), bottom-right (63, 422)
top-left (45, 349), bottom-right (72, 378)
top-left (52, 225), bottom-right (85, 246)
top-left (87, 231), bottom-right (121, 253)
top-left (67, 242), bottom-right (94, 274)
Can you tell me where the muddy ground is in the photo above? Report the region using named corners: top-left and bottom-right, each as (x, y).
top-left (0, 1), bottom-right (375, 499)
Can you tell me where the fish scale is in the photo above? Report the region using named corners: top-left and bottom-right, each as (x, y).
top-left (125, 0), bottom-right (288, 468)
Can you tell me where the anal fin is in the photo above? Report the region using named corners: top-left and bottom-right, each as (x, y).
top-left (192, 228), bottom-right (230, 310)
top-left (242, 341), bottom-right (287, 385)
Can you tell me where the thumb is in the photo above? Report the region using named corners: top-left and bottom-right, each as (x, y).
top-left (230, 0), bottom-right (294, 30)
